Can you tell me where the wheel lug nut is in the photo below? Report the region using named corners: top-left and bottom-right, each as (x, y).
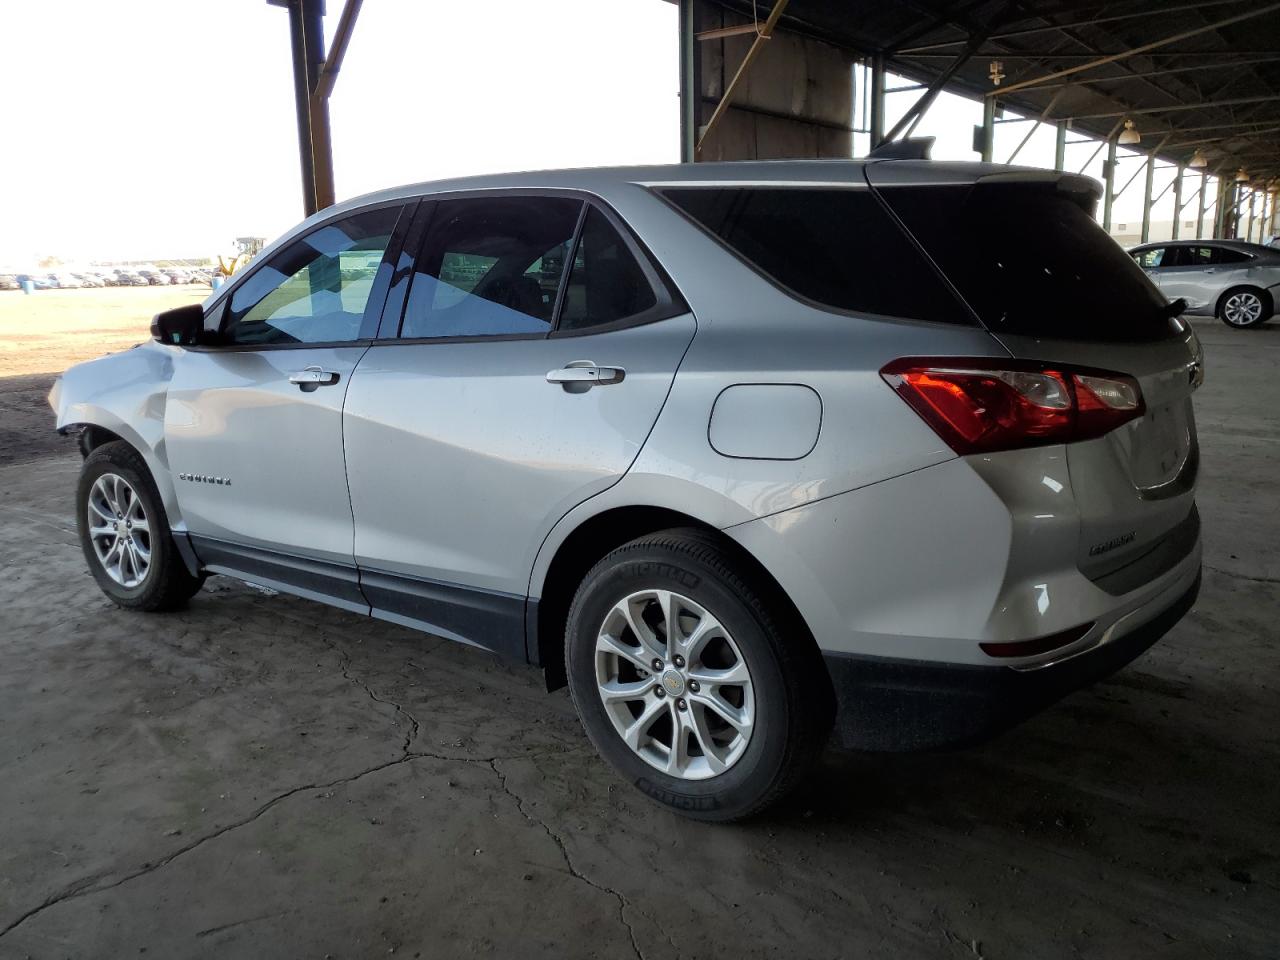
top-left (651, 658), bottom-right (663, 671)
top-left (676, 698), bottom-right (687, 711)
top-left (673, 655), bottom-right (685, 668)
top-left (654, 686), bottom-right (665, 698)
top-left (688, 680), bottom-right (700, 693)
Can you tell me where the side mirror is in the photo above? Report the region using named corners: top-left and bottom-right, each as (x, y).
top-left (151, 304), bottom-right (206, 346)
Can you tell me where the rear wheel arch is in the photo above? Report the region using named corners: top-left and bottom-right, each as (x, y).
top-left (534, 506), bottom-right (829, 710)
top-left (1215, 285), bottom-right (1273, 326)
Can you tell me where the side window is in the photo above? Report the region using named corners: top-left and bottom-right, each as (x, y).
top-left (224, 207), bottom-right (400, 345)
top-left (1213, 247), bottom-right (1252, 264)
top-left (1135, 247), bottom-right (1167, 268)
top-left (1186, 246), bottom-right (1215, 266)
top-left (558, 207), bottom-right (658, 332)
top-left (401, 196), bottom-right (581, 339)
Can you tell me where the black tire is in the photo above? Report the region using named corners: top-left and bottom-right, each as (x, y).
top-left (565, 528), bottom-right (832, 822)
top-left (76, 441), bottom-right (204, 611)
top-left (1217, 286), bottom-right (1273, 328)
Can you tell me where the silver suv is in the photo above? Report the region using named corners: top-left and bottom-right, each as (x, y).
top-left (51, 160), bottom-right (1204, 820)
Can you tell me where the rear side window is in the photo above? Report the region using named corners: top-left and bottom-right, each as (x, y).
top-left (401, 196), bottom-right (581, 339)
top-left (661, 187), bottom-right (972, 325)
top-left (558, 207), bottom-right (657, 332)
top-left (1213, 247), bottom-right (1252, 264)
top-left (878, 184), bottom-right (1173, 342)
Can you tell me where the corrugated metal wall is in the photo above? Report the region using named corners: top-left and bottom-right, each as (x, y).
top-left (697, 6), bottom-right (855, 161)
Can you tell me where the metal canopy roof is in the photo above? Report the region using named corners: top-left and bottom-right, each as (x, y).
top-left (710, 0), bottom-right (1280, 180)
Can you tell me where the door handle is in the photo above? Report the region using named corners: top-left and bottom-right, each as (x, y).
top-left (546, 362), bottom-right (625, 389)
top-left (289, 367), bottom-right (340, 390)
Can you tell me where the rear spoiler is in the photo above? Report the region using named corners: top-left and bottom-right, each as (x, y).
top-left (975, 170), bottom-right (1101, 200)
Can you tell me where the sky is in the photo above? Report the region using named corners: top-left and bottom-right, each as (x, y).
top-left (0, 0), bottom-right (1227, 266)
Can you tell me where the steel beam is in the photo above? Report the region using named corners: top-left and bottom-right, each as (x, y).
top-left (696, 23), bottom-right (759, 41)
top-left (313, 0), bottom-right (362, 100)
top-left (1069, 95), bottom-right (1280, 120)
top-left (696, 0), bottom-right (790, 158)
top-left (1102, 135), bottom-right (1118, 232)
top-left (987, 3), bottom-right (1280, 97)
top-left (898, 0), bottom-right (1244, 53)
top-left (883, 35), bottom-right (985, 144)
top-left (979, 96), bottom-right (996, 162)
top-left (1172, 167), bottom-right (1184, 239)
top-left (1054, 120), bottom-right (1066, 171)
top-left (1197, 172), bottom-right (1208, 239)
top-left (284, 0), bottom-right (318, 216)
top-left (302, 0), bottom-right (334, 212)
top-left (1005, 90), bottom-right (1064, 165)
top-left (870, 54), bottom-right (886, 146)
top-left (1014, 56), bottom-right (1280, 92)
top-left (679, 0), bottom-right (697, 162)
top-left (1140, 135), bottom-right (1172, 243)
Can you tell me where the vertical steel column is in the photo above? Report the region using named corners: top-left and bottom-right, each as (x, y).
top-left (1054, 120), bottom-right (1066, 172)
top-left (303, 0), bottom-right (335, 212)
top-left (1213, 178), bottom-right (1230, 238)
top-left (287, 0), bottom-right (318, 216)
top-left (1102, 136), bottom-right (1118, 232)
top-left (1140, 149), bottom-right (1156, 243)
top-left (980, 97), bottom-right (996, 162)
top-left (1196, 172), bottom-right (1208, 239)
top-left (678, 0), bottom-right (697, 163)
top-left (869, 53), bottom-right (886, 147)
top-left (1247, 188), bottom-right (1257, 242)
top-left (1171, 166), bottom-right (1183, 239)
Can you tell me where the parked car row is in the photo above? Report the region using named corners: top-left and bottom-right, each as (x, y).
top-left (1127, 239), bottom-right (1280, 328)
top-left (0, 268), bottom-right (216, 290)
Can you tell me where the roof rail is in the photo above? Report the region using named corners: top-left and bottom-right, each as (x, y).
top-left (866, 137), bottom-right (934, 161)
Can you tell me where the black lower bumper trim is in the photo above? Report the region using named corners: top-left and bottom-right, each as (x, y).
top-left (823, 570), bottom-right (1201, 752)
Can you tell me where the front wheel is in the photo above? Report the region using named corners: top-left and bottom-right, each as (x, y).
top-left (1218, 287), bottom-right (1272, 328)
top-left (565, 529), bottom-right (832, 821)
top-left (76, 441), bottom-right (204, 611)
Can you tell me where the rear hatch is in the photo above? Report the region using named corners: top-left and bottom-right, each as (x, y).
top-left (869, 166), bottom-right (1201, 587)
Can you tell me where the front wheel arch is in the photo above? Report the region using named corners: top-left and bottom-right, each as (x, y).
top-left (63, 423), bottom-right (126, 459)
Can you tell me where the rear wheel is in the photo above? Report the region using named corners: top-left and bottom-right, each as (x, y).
top-left (565, 529), bottom-right (831, 821)
top-left (76, 441), bottom-right (204, 611)
top-left (1218, 287), bottom-right (1272, 328)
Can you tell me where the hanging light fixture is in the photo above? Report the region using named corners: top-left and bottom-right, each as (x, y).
top-left (1189, 148), bottom-right (1208, 169)
top-left (989, 60), bottom-right (1005, 86)
top-left (1235, 167), bottom-right (1250, 183)
top-left (1118, 119), bottom-right (1141, 145)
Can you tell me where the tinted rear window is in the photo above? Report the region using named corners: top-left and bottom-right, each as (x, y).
top-left (877, 183), bottom-right (1173, 342)
top-left (661, 187), bottom-right (972, 325)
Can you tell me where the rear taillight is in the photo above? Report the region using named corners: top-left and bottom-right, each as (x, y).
top-left (880, 357), bottom-right (1144, 455)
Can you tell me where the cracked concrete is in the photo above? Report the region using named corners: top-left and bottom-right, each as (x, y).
top-left (0, 315), bottom-right (1277, 959)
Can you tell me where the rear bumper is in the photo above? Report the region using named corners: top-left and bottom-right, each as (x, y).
top-left (823, 569), bottom-right (1200, 751)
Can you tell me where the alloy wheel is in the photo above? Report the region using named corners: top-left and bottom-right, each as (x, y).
top-left (87, 473), bottom-right (152, 588)
top-left (1223, 291), bottom-right (1264, 326)
top-left (595, 589), bottom-right (754, 780)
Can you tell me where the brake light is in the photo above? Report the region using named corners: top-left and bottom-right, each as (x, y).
top-left (880, 357), bottom-right (1144, 455)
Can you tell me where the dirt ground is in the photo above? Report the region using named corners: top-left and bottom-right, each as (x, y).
top-left (0, 289), bottom-right (1276, 959)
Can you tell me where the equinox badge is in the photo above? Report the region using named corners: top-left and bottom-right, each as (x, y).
top-left (179, 473), bottom-right (232, 486)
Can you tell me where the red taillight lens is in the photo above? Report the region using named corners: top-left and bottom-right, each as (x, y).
top-left (881, 357), bottom-right (1144, 455)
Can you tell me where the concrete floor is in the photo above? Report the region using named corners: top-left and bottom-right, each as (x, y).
top-left (0, 316), bottom-right (1276, 959)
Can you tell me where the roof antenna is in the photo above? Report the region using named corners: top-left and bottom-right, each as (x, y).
top-left (866, 137), bottom-right (935, 161)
